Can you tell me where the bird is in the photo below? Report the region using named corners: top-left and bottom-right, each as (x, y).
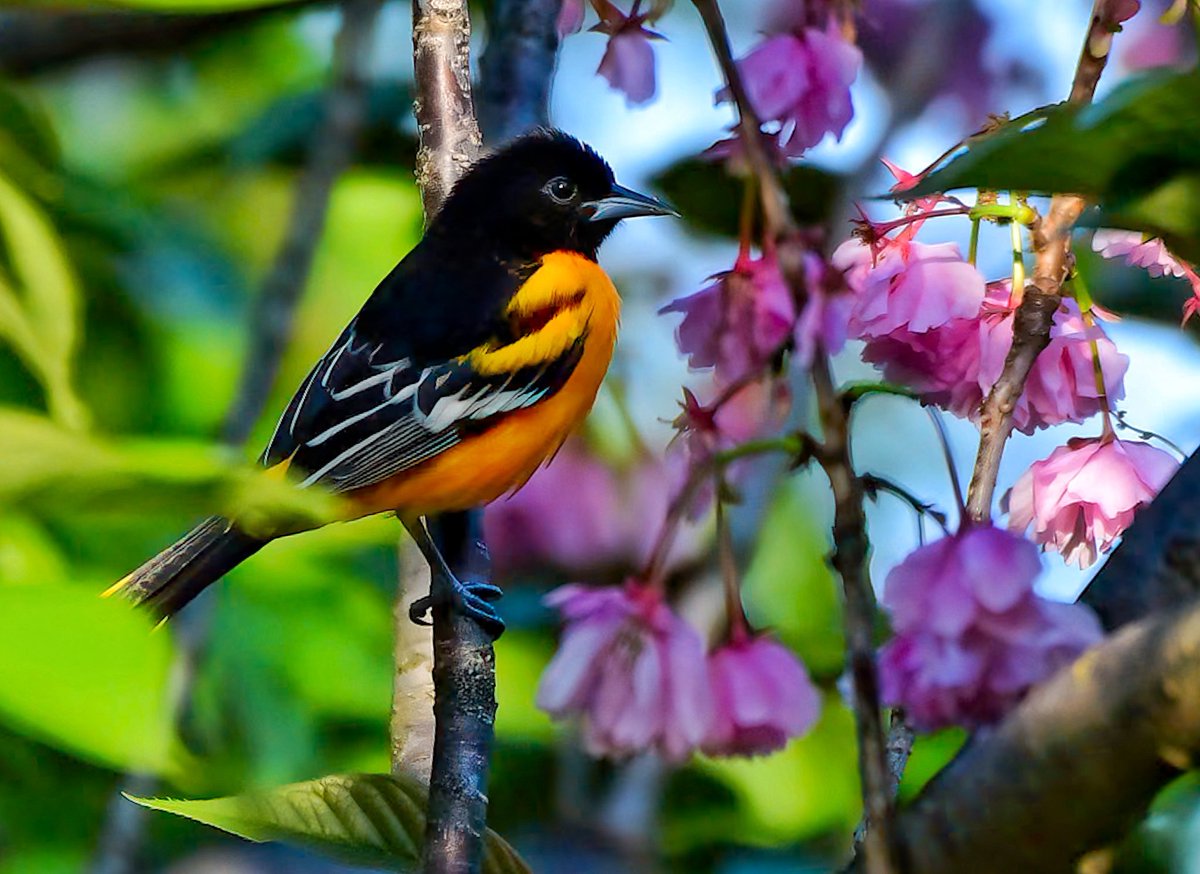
top-left (105, 129), bottom-right (677, 637)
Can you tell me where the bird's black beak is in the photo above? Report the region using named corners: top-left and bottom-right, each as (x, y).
top-left (583, 183), bottom-right (679, 222)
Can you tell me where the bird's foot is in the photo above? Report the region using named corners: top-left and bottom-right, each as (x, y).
top-left (409, 573), bottom-right (506, 639)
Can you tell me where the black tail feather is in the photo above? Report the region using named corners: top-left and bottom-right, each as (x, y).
top-left (106, 517), bottom-right (265, 618)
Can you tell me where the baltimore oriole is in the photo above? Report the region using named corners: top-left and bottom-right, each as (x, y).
top-left (106, 130), bottom-right (676, 635)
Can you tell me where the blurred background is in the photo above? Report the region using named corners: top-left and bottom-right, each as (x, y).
top-left (1, 0), bottom-right (1199, 871)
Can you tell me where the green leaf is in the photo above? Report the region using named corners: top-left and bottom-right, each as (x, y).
top-left (0, 169), bottom-right (86, 429)
top-left (910, 70), bottom-right (1200, 200)
top-left (903, 69), bottom-right (1200, 268)
top-left (0, 585), bottom-right (178, 775)
top-left (652, 158), bottom-right (839, 239)
top-left (128, 773), bottom-right (531, 873)
top-left (0, 409), bottom-right (340, 534)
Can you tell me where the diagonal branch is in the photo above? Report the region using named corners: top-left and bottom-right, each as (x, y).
top-left (222, 0), bottom-right (381, 445)
top-left (850, 587), bottom-right (1200, 874)
top-left (964, 0), bottom-right (1130, 521)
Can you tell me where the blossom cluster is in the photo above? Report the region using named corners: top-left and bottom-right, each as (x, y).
top-left (537, 580), bottom-right (821, 760)
top-left (515, 0), bottom-right (1188, 757)
top-left (878, 525), bottom-right (1103, 730)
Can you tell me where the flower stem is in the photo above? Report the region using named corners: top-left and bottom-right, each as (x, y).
top-left (716, 500), bottom-right (749, 642)
top-left (1010, 195), bottom-right (1026, 305)
top-left (926, 407), bottom-right (966, 521)
top-left (968, 218), bottom-right (981, 266)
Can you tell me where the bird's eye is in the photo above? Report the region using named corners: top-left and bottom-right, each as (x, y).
top-left (546, 177), bottom-right (577, 203)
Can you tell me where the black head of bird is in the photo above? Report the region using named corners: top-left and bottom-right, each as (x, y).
top-left (431, 129), bottom-right (678, 259)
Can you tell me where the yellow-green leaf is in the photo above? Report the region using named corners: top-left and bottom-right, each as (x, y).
top-left (0, 409), bottom-right (341, 533)
top-left (0, 585), bottom-right (179, 776)
top-left (128, 773), bottom-right (531, 873)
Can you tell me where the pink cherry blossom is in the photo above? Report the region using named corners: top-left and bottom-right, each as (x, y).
top-left (722, 25), bottom-right (861, 157)
top-left (859, 317), bottom-right (983, 417)
top-left (485, 440), bottom-right (703, 581)
top-left (592, 0), bottom-right (662, 106)
top-left (537, 581), bottom-right (712, 761)
top-left (557, 0), bottom-right (586, 36)
top-left (1005, 436), bottom-right (1178, 568)
top-left (1092, 229), bottom-right (1200, 323)
top-left (976, 286), bottom-right (1128, 434)
top-left (878, 525), bottom-right (1103, 730)
top-left (836, 238), bottom-right (987, 339)
top-left (1093, 229), bottom-right (1188, 278)
top-left (661, 252), bottom-right (797, 385)
top-left (703, 634), bottom-right (821, 757)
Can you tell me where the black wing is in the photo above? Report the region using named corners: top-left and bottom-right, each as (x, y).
top-left (262, 321), bottom-right (584, 494)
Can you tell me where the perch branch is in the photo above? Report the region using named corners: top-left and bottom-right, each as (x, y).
top-left (689, 0), bottom-right (896, 869)
top-left (964, 0), bottom-right (1129, 520)
top-left (403, 3), bottom-right (498, 874)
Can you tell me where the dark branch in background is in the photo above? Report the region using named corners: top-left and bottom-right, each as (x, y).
top-left (222, 0), bottom-right (381, 445)
top-left (405, 2), bottom-right (498, 873)
top-left (964, 0), bottom-right (1126, 520)
top-left (688, 1), bottom-right (897, 871)
top-left (477, 0), bottom-right (560, 143)
top-left (0, 2), bottom-right (327, 78)
top-left (1083, 450), bottom-right (1200, 630)
top-left (88, 4), bottom-right (381, 872)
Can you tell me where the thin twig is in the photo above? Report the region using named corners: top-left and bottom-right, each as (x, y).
top-left (87, 5), bottom-right (380, 872)
top-left (964, 0), bottom-right (1128, 521)
top-left (688, 1), bottom-right (897, 869)
top-left (813, 357), bottom-right (896, 874)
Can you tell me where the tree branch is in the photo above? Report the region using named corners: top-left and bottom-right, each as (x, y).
top-left (850, 590), bottom-right (1200, 874)
top-left (964, 0), bottom-right (1128, 520)
top-left (0, 3), bottom-right (326, 78)
top-left (89, 5), bottom-right (379, 872)
top-left (222, 0), bottom-right (381, 445)
top-left (1082, 450), bottom-right (1200, 630)
top-left (477, 0), bottom-right (560, 143)
top-left (688, 1), bottom-right (896, 869)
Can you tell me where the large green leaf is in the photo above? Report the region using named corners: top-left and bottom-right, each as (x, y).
top-left (0, 585), bottom-right (179, 776)
top-left (906, 70), bottom-right (1200, 264)
top-left (0, 409), bottom-right (340, 535)
top-left (910, 70), bottom-right (1200, 198)
top-left (129, 772), bottom-right (531, 873)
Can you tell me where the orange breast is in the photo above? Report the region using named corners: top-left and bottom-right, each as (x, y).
top-left (347, 250), bottom-right (621, 518)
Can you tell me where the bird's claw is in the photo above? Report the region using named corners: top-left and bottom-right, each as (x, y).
top-left (408, 576), bottom-right (506, 639)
